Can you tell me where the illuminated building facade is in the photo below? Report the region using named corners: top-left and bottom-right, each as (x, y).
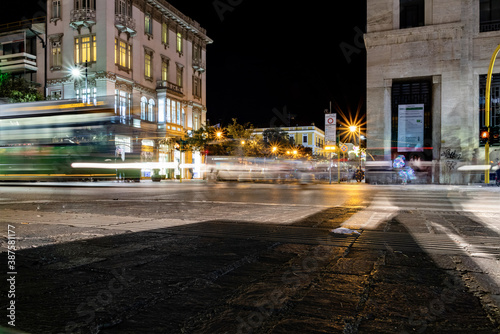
top-left (44, 0), bottom-right (212, 179)
top-left (253, 126), bottom-right (325, 156)
top-left (365, 0), bottom-right (500, 184)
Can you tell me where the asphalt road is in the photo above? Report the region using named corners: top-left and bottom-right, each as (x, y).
top-left (1, 181), bottom-right (499, 333)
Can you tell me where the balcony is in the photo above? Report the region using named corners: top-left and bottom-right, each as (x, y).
top-left (115, 14), bottom-right (137, 37)
top-left (0, 53), bottom-right (37, 73)
top-left (156, 80), bottom-right (184, 96)
top-left (69, 9), bottom-right (96, 31)
top-left (192, 58), bottom-right (205, 73)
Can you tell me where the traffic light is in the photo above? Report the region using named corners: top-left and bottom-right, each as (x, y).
top-left (491, 127), bottom-right (499, 145)
top-left (480, 128), bottom-right (489, 145)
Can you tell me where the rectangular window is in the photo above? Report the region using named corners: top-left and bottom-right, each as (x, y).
top-left (162, 22), bottom-right (168, 45)
top-left (115, 90), bottom-right (131, 121)
top-left (52, 42), bottom-right (62, 69)
top-left (115, 38), bottom-right (131, 70)
top-left (120, 41), bottom-right (127, 66)
top-left (116, 0), bottom-right (129, 15)
top-left (128, 45), bottom-right (131, 69)
top-left (75, 0), bottom-right (96, 10)
top-left (176, 66), bottom-right (183, 87)
top-left (176, 101), bottom-right (181, 124)
top-left (145, 13), bottom-right (152, 35)
top-left (162, 59), bottom-right (168, 81)
top-left (480, 0), bottom-right (500, 32)
top-left (158, 98), bottom-right (165, 123)
top-left (82, 37), bottom-right (90, 63)
top-left (166, 98), bottom-right (171, 123)
top-left (176, 32), bottom-right (182, 53)
top-left (74, 38), bottom-right (79, 64)
top-left (193, 44), bottom-right (199, 61)
top-left (52, 0), bottom-right (61, 19)
top-left (172, 99), bottom-right (176, 123)
top-left (193, 76), bottom-right (202, 98)
top-left (145, 52), bottom-right (152, 78)
top-left (303, 134), bottom-right (308, 144)
top-left (92, 35), bottom-right (96, 61)
top-left (74, 35), bottom-right (96, 64)
top-left (400, 0), bottom-right (424, 29)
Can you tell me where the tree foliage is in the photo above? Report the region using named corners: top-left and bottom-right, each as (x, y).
top-left (0, 73), bottom-right (44, 103)
top-left (175, 119), bottom-right (312, 159)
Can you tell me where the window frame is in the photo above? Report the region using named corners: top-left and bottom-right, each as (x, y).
top-left (74, 34), bottom-right (96, 64)
top-left (161, 20), bottom-right (169, 46)
top-left (400, 0), bottom-right (425, 29)
top-left (145, 12), bottom-right (153, 36)
top-left (176, 30), bottom-right (183, 55)
top-left (144, 47), bottom-right (154, 81)
top-left (51, 0), bottom-right (61, 21)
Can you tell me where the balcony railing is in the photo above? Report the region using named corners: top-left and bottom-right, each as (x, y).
top-left (115, 14), bottom-right (136, 36)
top-left (192, 58), bottom-right (206, 73)
top-left (480, 20), bottom-right (500, 33)
top-left (69, 9), bottom-right (96, 30)
top-left (0, 53), bottom-right (37, 73)
top-left (156, 80), bottom-right (184, 95)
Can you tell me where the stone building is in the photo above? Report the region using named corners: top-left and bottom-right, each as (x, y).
top-left (43, 0), bottom-right (212, 179)
top-left (365, 0), bottom-right (500, 184)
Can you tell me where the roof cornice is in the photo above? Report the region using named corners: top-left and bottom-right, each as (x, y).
top-left (135, 0), bottom-right (213, 44)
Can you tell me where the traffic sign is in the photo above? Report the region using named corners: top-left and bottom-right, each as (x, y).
top-left (340, 144), bottom-right (348, 152)
top-left (324, 113), bottom-right (336, 145)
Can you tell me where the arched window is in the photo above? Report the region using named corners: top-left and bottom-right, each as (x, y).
top-left (148, 99), bottom-right (155, 122)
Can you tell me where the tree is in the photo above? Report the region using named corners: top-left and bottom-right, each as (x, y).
top-left (0, 73), bottom-right (44, 103)
top-left (262, 128), bottom-right (293, 148)
top-left (184, 124), bottom-right (231, 156)
top-left (225, 118), bottom-right (258, 156)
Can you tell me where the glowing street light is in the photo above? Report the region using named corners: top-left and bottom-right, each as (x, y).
top-left (70, 62), bottom-right (88, 102)
top-left (349, 125), bottom-right (362, 167)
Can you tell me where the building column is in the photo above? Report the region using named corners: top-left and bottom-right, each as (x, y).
top-left (432, 75), bottom-right (442, 184)
top-left (383, 79), bottom-right (393, 161)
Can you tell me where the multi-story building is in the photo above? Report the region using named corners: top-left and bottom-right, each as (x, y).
top-left (0, 18), bottom-right (45, 94)
top-left (365, 0), bottom-right (500, 184)
top-left (253, 125), bottom-right (325, 155)
top-left (41, 0), bottom-right (212, 179)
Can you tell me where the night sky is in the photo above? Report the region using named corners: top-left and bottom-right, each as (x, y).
top-left (5, 0), bottom-right (367, 130)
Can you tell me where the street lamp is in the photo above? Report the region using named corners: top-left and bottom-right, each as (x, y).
top-left (349, 125), bottom-right (362, 168)
top-left (271, 146), bottom-right (278, 158)
top-left (70, 62), bottom-right (88, 103)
